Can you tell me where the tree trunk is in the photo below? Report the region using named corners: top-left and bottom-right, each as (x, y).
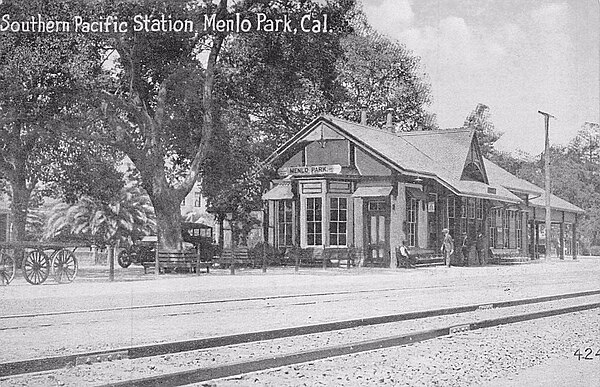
top-left (9, 177), bottom-right (31, 242)
top-left (151, 192), bottom-right (184, 251)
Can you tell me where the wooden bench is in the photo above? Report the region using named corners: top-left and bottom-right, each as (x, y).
top-left (218, 247), bottom-right (253, 268)
top-left (396, 247), bottom-right (445, 268)
top-left (489, 248), bottom-right (520, 264)
top-left (142, 250), bottom-right (211, 274)
top-left (323, 248), bottom-right (360, 269)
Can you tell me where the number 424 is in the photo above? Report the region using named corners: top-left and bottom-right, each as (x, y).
top-left (574, 348), bottom-right (600, 360)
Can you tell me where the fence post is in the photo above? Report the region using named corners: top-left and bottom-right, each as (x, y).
top-left (230, 244), bottom-right (236, 275)
top-left (154, 237), bottom-right (160, 278)
top-left (108, 244), bottom-right (114, 282)
top-left (262, 243), bottom-right (267, 273)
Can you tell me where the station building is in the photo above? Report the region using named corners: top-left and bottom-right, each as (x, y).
top-left (262, 115), bottom-right (584, 267)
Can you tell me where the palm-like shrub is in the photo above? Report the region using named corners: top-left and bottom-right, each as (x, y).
top-left (44, 186), bottom-right (155, 247)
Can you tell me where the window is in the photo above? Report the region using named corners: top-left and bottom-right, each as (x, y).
top-left (407, 197), bottom-right (418, 247)
top-left (503, 210), bottom-right (509, 248)
top-left (306, 198), bottom-right (322, 246)
top-left (447, 197), bottom-right (456, 238)
top-left (468, 198), bottom-right (476, 219)
top-left (460, 198), bottom-right (467, 235)
top-left (516, 211), bottom-right (522, 250)
top-left (194, 192), bottom-right (202, 208)
top-left (427, 193), bottom-right (438, 248)
top-left (476, 199), bottom-right (483, 220)
top-left (489, 209), bottom-right (496, 247)
top-left (329, 198), bottom-right (347, 246)
top-left (278, 200), bottom-right (293, 247)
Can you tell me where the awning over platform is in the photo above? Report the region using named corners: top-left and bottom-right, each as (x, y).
top-left (406, 187), bottom-right (429, 201)
top-left (262, 183), bottom-right (293, 200)
top-left (352, 186), bottom-right (393, 197)
top-left (452, 180), bottom-right (522, 204)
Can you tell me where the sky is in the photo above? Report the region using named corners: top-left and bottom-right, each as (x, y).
top-left (361, 0), bottom-right (599, 155)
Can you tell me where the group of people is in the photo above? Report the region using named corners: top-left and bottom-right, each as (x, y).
top-left (397, 229), bottom-right (486, 268)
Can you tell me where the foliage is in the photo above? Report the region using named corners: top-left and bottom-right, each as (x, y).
top-left (67, 0), bottom-right (229, 250)
top-left (248, 242), bottom-right (282, 266)
top-left (464, 103), bottom-right (503, 157)
top-left (0, 0), bottom-right (107, 241)
top-left (334, 19), bottom-right (436, 130)
top-left (219, 0), bottom-right (355, 150)
top-left (44, 186), bottom-right (155, 247)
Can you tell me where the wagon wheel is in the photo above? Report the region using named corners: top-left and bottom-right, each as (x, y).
top-left (0, 252), bottom-right (16, 285)
top-left (22, 249), bottom-right (50, 285)
top-left (51, 249), bottom-right (78, 283)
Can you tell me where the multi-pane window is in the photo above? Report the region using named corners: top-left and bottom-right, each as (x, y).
top-left (306, 198), bottom-right (322, 246)
top-left (407, 197), bottom-right (418, 247)
top-left (278, 200), bottom-right (293, 247)
top-left (476, 198), bottom-right (483, 219)
top-left (460, 198), bottom-right (467, 235)
top-left (329, 198), bottom-right (347, 246)
top-left (489, 209), bottom-right (496, 247)
top-left (516, 211), bottom-right (522, 249)
top-left (447, 197), bottom-right (456, 238)
top-left (503, 210), bottom-right (509, 248)
top-left (468, 198), bottom-right (476, 219)
top-left (194, 192), bottom-right (202, 208)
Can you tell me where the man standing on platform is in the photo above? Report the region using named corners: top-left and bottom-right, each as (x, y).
top-left (441, 228), bottom-right (454, 267)
top-left (476, 230), bottom-right (486, 265)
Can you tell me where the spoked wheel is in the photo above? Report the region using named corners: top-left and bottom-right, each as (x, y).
top-left (51, 249), bottom-right (78, 283)
top-left (22, 250), bottom-right (50, 285)
top-left (0, 252), bottom-right (16, 285)
top-left (117, 249), bottom-right (132, 268)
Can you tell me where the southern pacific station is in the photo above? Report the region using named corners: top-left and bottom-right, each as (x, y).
top-left (261, 115), bottom-right (584, 267)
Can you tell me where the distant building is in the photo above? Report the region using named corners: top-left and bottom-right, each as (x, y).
top-left (262, 115), bottom-right (584, 267)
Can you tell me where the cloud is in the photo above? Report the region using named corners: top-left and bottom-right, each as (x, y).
top-left (363, 0), bottom-right (414, 37)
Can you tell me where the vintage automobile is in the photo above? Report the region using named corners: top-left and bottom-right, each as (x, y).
top-left (117, 222), bottom-right (215, 268)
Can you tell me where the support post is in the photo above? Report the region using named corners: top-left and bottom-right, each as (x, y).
top-left (572, 215), bottom-right (578, 260)
top-left (538, 110), bottom-right (555, 260)
top-left (559, 212), bottom-right (565, 260)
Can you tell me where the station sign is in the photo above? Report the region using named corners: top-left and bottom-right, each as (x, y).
top-left (278, 164), bottom-right (342, 177)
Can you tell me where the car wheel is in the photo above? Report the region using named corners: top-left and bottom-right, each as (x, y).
top-left (117, 250), bottom-right (132, 268)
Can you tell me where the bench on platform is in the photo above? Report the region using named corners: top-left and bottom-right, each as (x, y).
top-left (489, 248), bottom-right (520, 264)
top-left (396, 247), bottom-right (445, 268)
top-left (142, 250), bottom-right (211, 274)
top-left (218, 247), bottom-right (253, 268)
top-left (323, 248), bottom-right (360, 269)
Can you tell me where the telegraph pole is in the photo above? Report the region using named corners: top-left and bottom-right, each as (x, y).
top-left (538, 111), bottom-right (555, 260)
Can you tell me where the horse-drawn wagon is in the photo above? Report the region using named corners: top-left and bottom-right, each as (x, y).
top-left (0, 241), bottom-right (78, 285)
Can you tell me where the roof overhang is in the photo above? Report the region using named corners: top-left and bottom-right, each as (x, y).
top-left (262, 183), bottom-right (293, 200)
top-left (352, 186), bottom-right (393, 197)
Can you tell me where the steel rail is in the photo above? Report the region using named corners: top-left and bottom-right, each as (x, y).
top-left (101, 301), bottom-right (600, 387)
top-left (1, 289), bottom-right (599, 378)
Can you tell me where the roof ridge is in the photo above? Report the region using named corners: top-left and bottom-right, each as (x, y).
top-left (324, 115), bottom-right (399, 136)
top-left (398, 127), bottom-right (472, 136)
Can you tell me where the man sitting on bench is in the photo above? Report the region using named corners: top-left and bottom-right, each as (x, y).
top-left (397, 240), bottom-right (414, 268)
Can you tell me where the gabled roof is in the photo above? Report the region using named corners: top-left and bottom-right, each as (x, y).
top-left (320, 117), bottom-right (521, 203)
top-left (483, 159), bottom-right (543, 195)
top-left (529, 192), bottom-right (585, 214)
top-left (264, 116), bottom-right (584, 213)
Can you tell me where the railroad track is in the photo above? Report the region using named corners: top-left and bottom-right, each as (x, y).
top-left (1, 274), bottom-right (593, 321)
top-left (1, 288), bottom-right (600, 382)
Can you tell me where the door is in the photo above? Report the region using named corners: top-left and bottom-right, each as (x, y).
top-left (364, 200), bottom-right (389, 267)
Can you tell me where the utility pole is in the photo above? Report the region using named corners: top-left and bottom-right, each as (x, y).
top-left (538, 110), bottom-right (555, 260)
